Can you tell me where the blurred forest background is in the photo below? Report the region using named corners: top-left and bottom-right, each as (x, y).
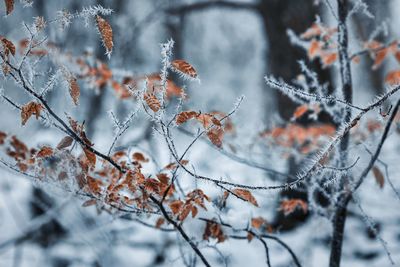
top-left (1, 0), bottom-right (400, 267)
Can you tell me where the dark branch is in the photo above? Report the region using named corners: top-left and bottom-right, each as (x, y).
top-left (166, 1), bottom-right (259, 15)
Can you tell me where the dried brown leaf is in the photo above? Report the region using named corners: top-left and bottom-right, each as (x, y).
top-left (4, 0), bottom-right (14, 15)
top-left (171, 59), bottom-right (197, 78)
top-left (69, 77), bottom-right (80, 105)
top-left (372, 166), bottom-right (385, 188)
top-left (176, 111), bottom-right (198, 125)
top-left (36, 146), bottom-right (53, 158)
top-left (144, 93), bottom-right (161, 112)
top-left (56, 136), bottom-right (74, 150)
top-left (233, 189), bottom-right (258, 207)
top-left (96, 15), bottom-right (113, 56)
top-left (21, 102), bottom-right (42, 125)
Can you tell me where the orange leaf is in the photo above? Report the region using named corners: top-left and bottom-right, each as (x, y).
top-left (280, 199), bottom-right (308, 216)
top-left (372, 166), bottom-right (384, 188)
top-left (0, 131), bottom-right (6, 145)
top-left (385, 70), bottom-right (400, 85)
top-left (308, 40), bottom-right (321, 59)
top-left (233, 189), bottom-right (258, 207)
top-left (171, 59), bottom-right (197, 78)
top-left (96, 15), bottom-right (113, 56)
top-left (251, 217), bottom-right (267, 229)
top-left (372, 47), bottom-right (389, 70)
top-left (36, 146), bottom-right (53, 158)
top-left (292, 105), bottom-right (309, 120)
top-left (321, 52), bottom-right (338, 67)
top-left (144, 93), bottom-right (161, 112)
top-left (4, 0), bottom-right (14, 15)
top-left (395, 51), bottom-right (400, 63)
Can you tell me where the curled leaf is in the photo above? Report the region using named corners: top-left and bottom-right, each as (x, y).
top-left (21, 101), bottom-right (42, 125)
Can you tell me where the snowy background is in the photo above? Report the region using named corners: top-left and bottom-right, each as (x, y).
top-left (1, 0), bottom-right (400, 267)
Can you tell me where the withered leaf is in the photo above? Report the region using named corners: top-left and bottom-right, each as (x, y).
top-left (21, 101), bottom-right (42, 125)
top-left (36, 146), bottom-right (53, 158)
top-left (68, 77), bottom-right (80, 105)
top-left (372, 166), bottom-right (385, 188)
top-left (144, 93), bottom-right (161, 112)
top-left (83, 148), bottom-right (96, 167)
top-left (207, 127), bottom-right (224, 148)
top-left (176, 111), bottom-right (198, 125)
top-left (56, 136), bottom-right (74, 150)
top-left (4, 0), bottom-right (14, 15)
top-left (82, 199), bottom-right (97, 207)
top-left (1, 37), bottom-right (16, 56)
top-left (96, 15), bottom-right (113, 57)
top-left (233, 188), bottom-right (258, 207)
top-left (280, 199), bottom-right (308, 216)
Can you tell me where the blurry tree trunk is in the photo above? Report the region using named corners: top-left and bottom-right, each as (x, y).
top-left (260, 0), bottom-right (333, 231)
top-left (352, 0), bottom-right (388, 94)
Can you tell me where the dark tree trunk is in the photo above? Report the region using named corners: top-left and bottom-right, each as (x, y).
top-left (260, 0), bottom-right (333, 231)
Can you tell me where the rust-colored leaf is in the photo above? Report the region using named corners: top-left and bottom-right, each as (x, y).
top-left (251, 217), bottom-right (267, 229)
top-left (308, 40), bottom-right (321, 59)
top-left (83, 148), bottom-right (96, 167)
top-left (132, 152), bottom-right (149, 163)
top-left (203, 221), bottom-right (226, 243)
top-left (233, 189), bottom-right (258, 207)
top-left (82, 199), bottom-right (97, 207)
top-left (372, 47), bottom-right (389, 70)
top-left (321, 52), bottom-right (338, 67)
top-left (247, 232), bottom-right (254, 242)
top-left (280, 199), bottom-right (308, 216)
top-left (372, 166), bottom-right (384, 188)
top-left (96, 15), bottom-right (113, 57)
top-left (36, 146), bottom-right (53, 158)
top-left (56, 136), bottom-right (74, 150)
top-left (4, 0), bottom-right (14, 15)
top-left (21, 101), bottom-right (42, 125)
top-left (176, 111), bottom-right (198, 125)
top-left (171, 59), bottom-right (197, 78)
top-left (169, 200), bottom-right (183, 215)
top-left (292, 105), bottom-right (309, 120)
top-left (155, 217), bottom-right (165, 228)
top-left (68, 76), bottom-right (80, 105)
top-left (144, 93), bottom-right (161, 112)
top-left (0, 131), bottom-right (6, 145)
top-left (207, 127), bottom-right (224, 148)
